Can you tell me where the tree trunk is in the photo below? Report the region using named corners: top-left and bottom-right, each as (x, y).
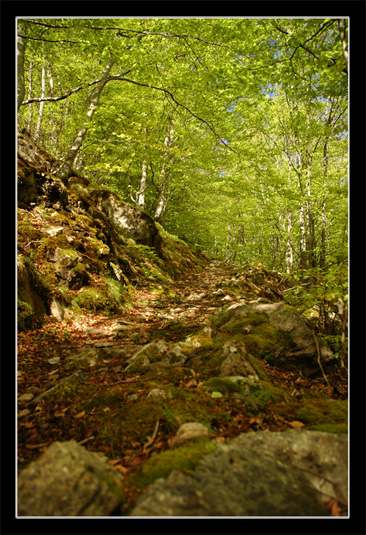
top-left (137, 156), bottom-right (148, 211)
top-left (337, 19), bottom-right (348, 74)
top-left (17, 28), bottom-right (26, 113)
top-left (35, 59), bottom-right (46, 140)
top-left (154, 117), bottom-right (175, 223)
top-left (57, 58), bottom-right (114, 181)
top-left (285, 209), bottom-right (293, 273)
top-left (27, 59), bottom-right (34, 132)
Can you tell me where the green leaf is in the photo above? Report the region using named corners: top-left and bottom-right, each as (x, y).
top-left (211, 391), bottom-right (223, 398)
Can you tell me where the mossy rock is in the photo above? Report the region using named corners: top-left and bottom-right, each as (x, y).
top-left (73, 281), bottom-right (124, 313)
top-left (130, 438), bottom-right (216, 491)
top-left (295, 398), bottom-right (348, 433)
top-left (271, 396), bottom-right (348, 434)
top-left (203, 377), bottom-right (243, 395)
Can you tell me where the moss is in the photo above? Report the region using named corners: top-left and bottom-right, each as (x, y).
top-left (243, 323), bottom-right (293, 364)
top-left (245, 353), bottom-right (269, 381)
top-left (130, 438), bottom-right (216, 491)
top-left (74, 282), bottom-right (123, 313)
top-left (242, 383), bottom-right (275, 412)
top-left (295, 398), bottom-right (348, 427)
top-left (271, 396), bottom-right (348, 434)
top-left (224, 313), bottom-right (270, 332)
top-left (203, 377), bottom-right (242, 395)
top-left (18, 299), bottom-right (34, 331)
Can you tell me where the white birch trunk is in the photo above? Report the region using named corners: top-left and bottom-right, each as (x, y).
top-left (58, 58), bottom-right (114, 181)
top-left (17, 28), bottom-right (26, 113)
top-left (35, 60), bottom-right (46, 140)
top-left (27, 59), bottom-right (34, 131)
top-left (154, 118), bottom-right (175, 222)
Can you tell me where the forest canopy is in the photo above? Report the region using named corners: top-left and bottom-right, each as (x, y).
top-left (17, 17), bottom-right (348, 273)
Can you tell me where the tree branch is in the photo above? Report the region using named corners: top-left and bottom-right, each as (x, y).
top-left (106, 74), bottom-right (238, 154)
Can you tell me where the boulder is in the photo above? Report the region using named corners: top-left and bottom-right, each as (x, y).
top-left (91, 190), bottom-right (162, 254)
top-left (130, 430), bottom-right (347, 517)
top-left (18, 440), bottom-right (125, 516)
top-left (17, 255), bottom-right (50, 331)
top-left (216, 302), bottom-right (333, 376)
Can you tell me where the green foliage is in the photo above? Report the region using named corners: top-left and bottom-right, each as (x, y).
top-left (18, 18), bottom-right (348, 270)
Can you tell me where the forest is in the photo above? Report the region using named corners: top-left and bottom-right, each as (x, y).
top-left (16, 17), bottom-right (350, 519)
top-left (17, 17), bottom-right (348, 269)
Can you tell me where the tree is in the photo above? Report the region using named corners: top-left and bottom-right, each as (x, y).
top-left (17, 17), bottom-right (348, 273)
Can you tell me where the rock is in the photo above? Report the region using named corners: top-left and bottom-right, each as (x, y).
top-left (17, 255), bottom-right (50, 331)
top-left (65, 347), bottom-right (102, 368)
top-left (230, 430), bottom-right (348, 506)
top-left (130, 430), bottom-right (346, 516)
top-left (47, 356), bottom-right (60, 365)
top-left (185, 326), bottom-right (213, 348)
top-left (44, 225), bottom-right (64, 237)
top-left (171, 422), bottom-right (210, 448)
top-left (125, 340), bottom-right (169, 372)
top-left (220, 341), bottom-right (259, 381)
top-left (216, 302), bottom-right (333, 375)
top-left (18, 440), bottom-right (124, 516)
top-left (91, 189), bottom-right (162, 254)
top-left (31, 370), bottom-right (89, 405)
top-left (50, 298), bottom-right (65, 321)
top-left (147, 388), bottom-right (166, 399)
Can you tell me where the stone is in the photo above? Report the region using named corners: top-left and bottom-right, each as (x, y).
top-left (18, 440), bottom-right (124, 516)
top-left (48, 356), bottom-right (60, 365)
top-left (130, 430), bottom-right (347, 517)
top-left (65, 347), bottom-right (102, 368)
top-left (147, 388), bottom-right (166, 399)
top-left (171, 422), bottom-right (210, 448)
top-left (217, 302), bottom-right (334, 375)
top-left (50, 298), bottom-right (65, 321)
top-left (44, 225), bottom-right (64, 237)
top-left (91, 189), bottom-right (162, 254)
top-left (220, 341), bottom-right (259, 381)
top-left (124, 340), bottom-right (169, 372)
top-left (18, 255), bottom-right (50, 331)
top-left (31, 370), bottom-right (89, 405)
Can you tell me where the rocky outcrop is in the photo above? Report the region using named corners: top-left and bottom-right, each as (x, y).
top-left (90, 189), bottom-right (162, 254)
top-left (17, 131), bottom-right (207, 330)
top-left (130, 430), bottom-right (347, 517)
top-left (17, 440), bottom-right (125, 516)
top-left (17, 254), bottom-right (51, 330)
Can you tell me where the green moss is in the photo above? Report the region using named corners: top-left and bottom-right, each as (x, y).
top-left (224, 313), bottom-right (270, 332)
top-left (243, 323), bottom-right (293, 364)
top-left (130, 438), bottom-right (216, 490)
top-left (203, 377), bottom-right (242, 395)
top-left (243, 383), bottom-right (275, 411)
top-left (245, 354), bottom-right (269, 381)
top-left (295, 398), bottom-right (348, 427)
top-left (73, 283), bottom-right (123, 313)
top-left (18, 299), bottom-right (34, 330)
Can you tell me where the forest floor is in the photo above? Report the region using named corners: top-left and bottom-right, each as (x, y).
top-left (17, 259), bottom-right (348, 510)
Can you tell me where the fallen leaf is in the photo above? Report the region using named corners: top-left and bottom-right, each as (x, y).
top-left (288, 420), bottom-right (304, 429)
top-left (74, 410), bottom-right (86, 419)
top-left (325, 498), bottom-right (342, 516)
